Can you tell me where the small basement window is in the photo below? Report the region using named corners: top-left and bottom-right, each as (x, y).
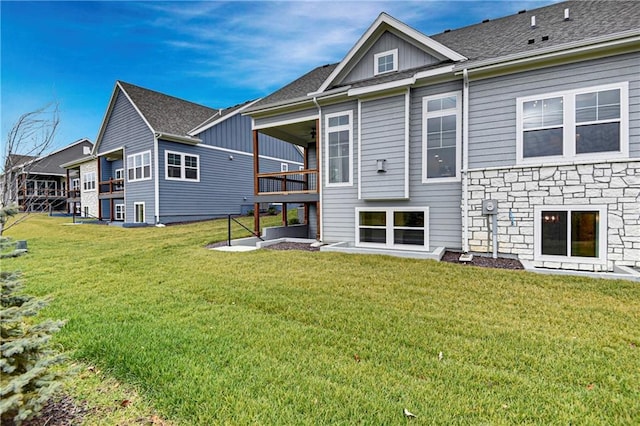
top-left (356, 207), bottom-right (429, 251)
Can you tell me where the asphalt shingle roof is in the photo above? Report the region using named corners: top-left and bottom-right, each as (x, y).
top-left (431, 1), bottom-right (640, 62)
top-left (250, 1), bottom-right (640, 111)
top-left (118, 81), bottom-right (219, 136)
top-left (252, 63), bottom-right (338, 110)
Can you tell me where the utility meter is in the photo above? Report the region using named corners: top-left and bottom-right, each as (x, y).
top-left (482, 199), bottom-right (498, 215)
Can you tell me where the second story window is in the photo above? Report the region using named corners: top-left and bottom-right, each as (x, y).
top-left (374, 49), bottom-right (398, 75)
top-left (82, 172), bottom-right (96, 191)
top-left (165, 151), bottom-right (199, 182)
top-left (127, 151), bottom-right (151, 182)
top-left (326, 111), bottom-right (353, 186)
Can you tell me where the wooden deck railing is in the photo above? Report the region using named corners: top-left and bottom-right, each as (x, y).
top-left (256, 170), bottom-right (318, 195)
top-left (99, 179), bottom-right (124, 194)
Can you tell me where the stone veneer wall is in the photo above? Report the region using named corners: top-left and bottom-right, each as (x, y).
top-left (80, 161), bottom-right (98, 219)
top-left (467, 160), bottom-right (640, 271)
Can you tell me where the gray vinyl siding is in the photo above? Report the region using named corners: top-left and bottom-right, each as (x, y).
top-left (468, 52), bottom-right (640, 169)
top-left (321, 101), bottom-right (359, 244)
top-left (360, 94), bottom-right (406, 199)
top-left (198, 113), bottom-right (303, 162)
top-left (253, 108), bottom-right (318, 128)
top-left (98, 91), bottom-right (155, 224)
top-left (99, 92), bottom-right (153, 155)
top-left (320, 82), bottom-right (463, 250)
top-left (343, 31), bottom-right (440, 85)
top-left (157, 140), bottom-right (287, 222)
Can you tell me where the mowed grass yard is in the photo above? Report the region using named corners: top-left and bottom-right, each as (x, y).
top-left (4, 214), bottom-right (640, 425)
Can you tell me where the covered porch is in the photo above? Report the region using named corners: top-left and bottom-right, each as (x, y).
top-left (252, 117), bottom-right (320, 239)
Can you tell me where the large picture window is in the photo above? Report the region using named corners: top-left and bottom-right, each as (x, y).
top-left (534, 205), bottom-right (607, 264)
top-left (127, 151), bottom-right (151, 182)
top-left (165, 151), bottom-right (199, 181)
top-left (326, 111), bottom-right (353, 186)
top-left (422, 92), bottom-right (461, 182)
top-left (517, 82), bottom-right (628, 163)
top-left (356, 207), bottom-right (428, 250)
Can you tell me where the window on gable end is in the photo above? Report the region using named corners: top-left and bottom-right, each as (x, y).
top-left (374, 49), bottom-right (398, 75)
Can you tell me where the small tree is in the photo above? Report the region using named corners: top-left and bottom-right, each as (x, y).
top-left (0, 270), bottom-right (67, 425)
top-left (1, 102), bottom-right (60, 236)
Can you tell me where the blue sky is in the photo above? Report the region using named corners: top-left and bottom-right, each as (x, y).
top-left (1, 0), bottom-right (557, 153)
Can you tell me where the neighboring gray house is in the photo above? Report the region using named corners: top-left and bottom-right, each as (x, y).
top-left (245, 1), bottom-right (639, 272)
top-left (92, 81), bottom-right (303, 225)
top-left (2, 138), bottom-right (93, 212)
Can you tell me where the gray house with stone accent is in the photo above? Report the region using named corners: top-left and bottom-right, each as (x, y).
top-left (245, 1), bottom-right (639, 272)
top-left (91, 81), bottom-right (302, 225)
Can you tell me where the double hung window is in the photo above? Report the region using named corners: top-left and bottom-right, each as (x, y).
top-left (82, 172), bottom-right (96, 191)
top-left (165, 151), bottom-right (199, 181)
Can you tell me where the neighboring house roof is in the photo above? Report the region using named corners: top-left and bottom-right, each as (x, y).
top-left (94, 81), bottom-right (261, 151)
top-left (248, 0), bottom-right (640, 112)
top-left (5, 138), bottom-right (93, 176)
top-left (117, 81), bottom-right (219, 136)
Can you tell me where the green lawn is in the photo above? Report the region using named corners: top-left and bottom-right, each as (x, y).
top-left (4, 214), bottom-right (640, 425)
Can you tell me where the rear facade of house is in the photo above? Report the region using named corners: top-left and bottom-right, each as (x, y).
top-left (246, 1), bottom-right (640, 271)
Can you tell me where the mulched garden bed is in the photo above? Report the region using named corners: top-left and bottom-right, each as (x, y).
top-left (441, 250), bottom-right (524, 270)
top-left (19, 395), bottom-right (89, 426)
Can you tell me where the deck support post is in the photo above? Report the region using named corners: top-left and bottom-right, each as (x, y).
top-left (282, 202), bottom-right (288, 226)
top-left (253, 130), bottom-right (261, 237)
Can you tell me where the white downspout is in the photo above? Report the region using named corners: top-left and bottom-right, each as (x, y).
top-left (153, 135), bottom-right (160, 224)
top-left (462, 69), bottom-right (470, 253)
top-left (312, 96), bottom-right (322, 241)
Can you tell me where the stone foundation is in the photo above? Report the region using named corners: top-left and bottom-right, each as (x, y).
top-left (467, 160), bottom-right (640, 271)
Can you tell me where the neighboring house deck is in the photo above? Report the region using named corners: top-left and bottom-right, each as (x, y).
top-left (88, 81), bottom-right (303, 225)
top-left (2, 139), bottom-right (93, 213)
top-left (245, 0), bottom-right (640, 272)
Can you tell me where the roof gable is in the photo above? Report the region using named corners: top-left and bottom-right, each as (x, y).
top-left (316, 12), bottom-right (466, 93)
top-left (93, 81), bottom-right (219, 153)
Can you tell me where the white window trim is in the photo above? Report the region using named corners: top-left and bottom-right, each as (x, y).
top-left (355, 207), bottom-right (429, 251)
top-left (115, 168), bottom-right (124, 180)
top-left (280, 163), bottom-right (289, 172)
top-left (71, 178), bottom-right (80, 190)
top-left (127, 150), bottom-right (152, 183)
top-left (516, 82), bottom-right (629, 166)
top-left (165, 150), bottom-right (200, 182)
top-left (374, 48), bottom-right (398, 76)
top-left (115, 203), bottom-right (125, 221)
top-left (325, 110), bottom-right (354, 188)
top-left (82, 171), bottom-right (96, 192)
top-left (533, 204), bottom-right (607, 265)
top-left (134, 202), bottom-right (145, 224)
top-left (422, 91), bottom-right (462, 183)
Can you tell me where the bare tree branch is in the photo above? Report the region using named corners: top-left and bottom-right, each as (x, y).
top-left (1, 102), bottom-right (60, 235)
